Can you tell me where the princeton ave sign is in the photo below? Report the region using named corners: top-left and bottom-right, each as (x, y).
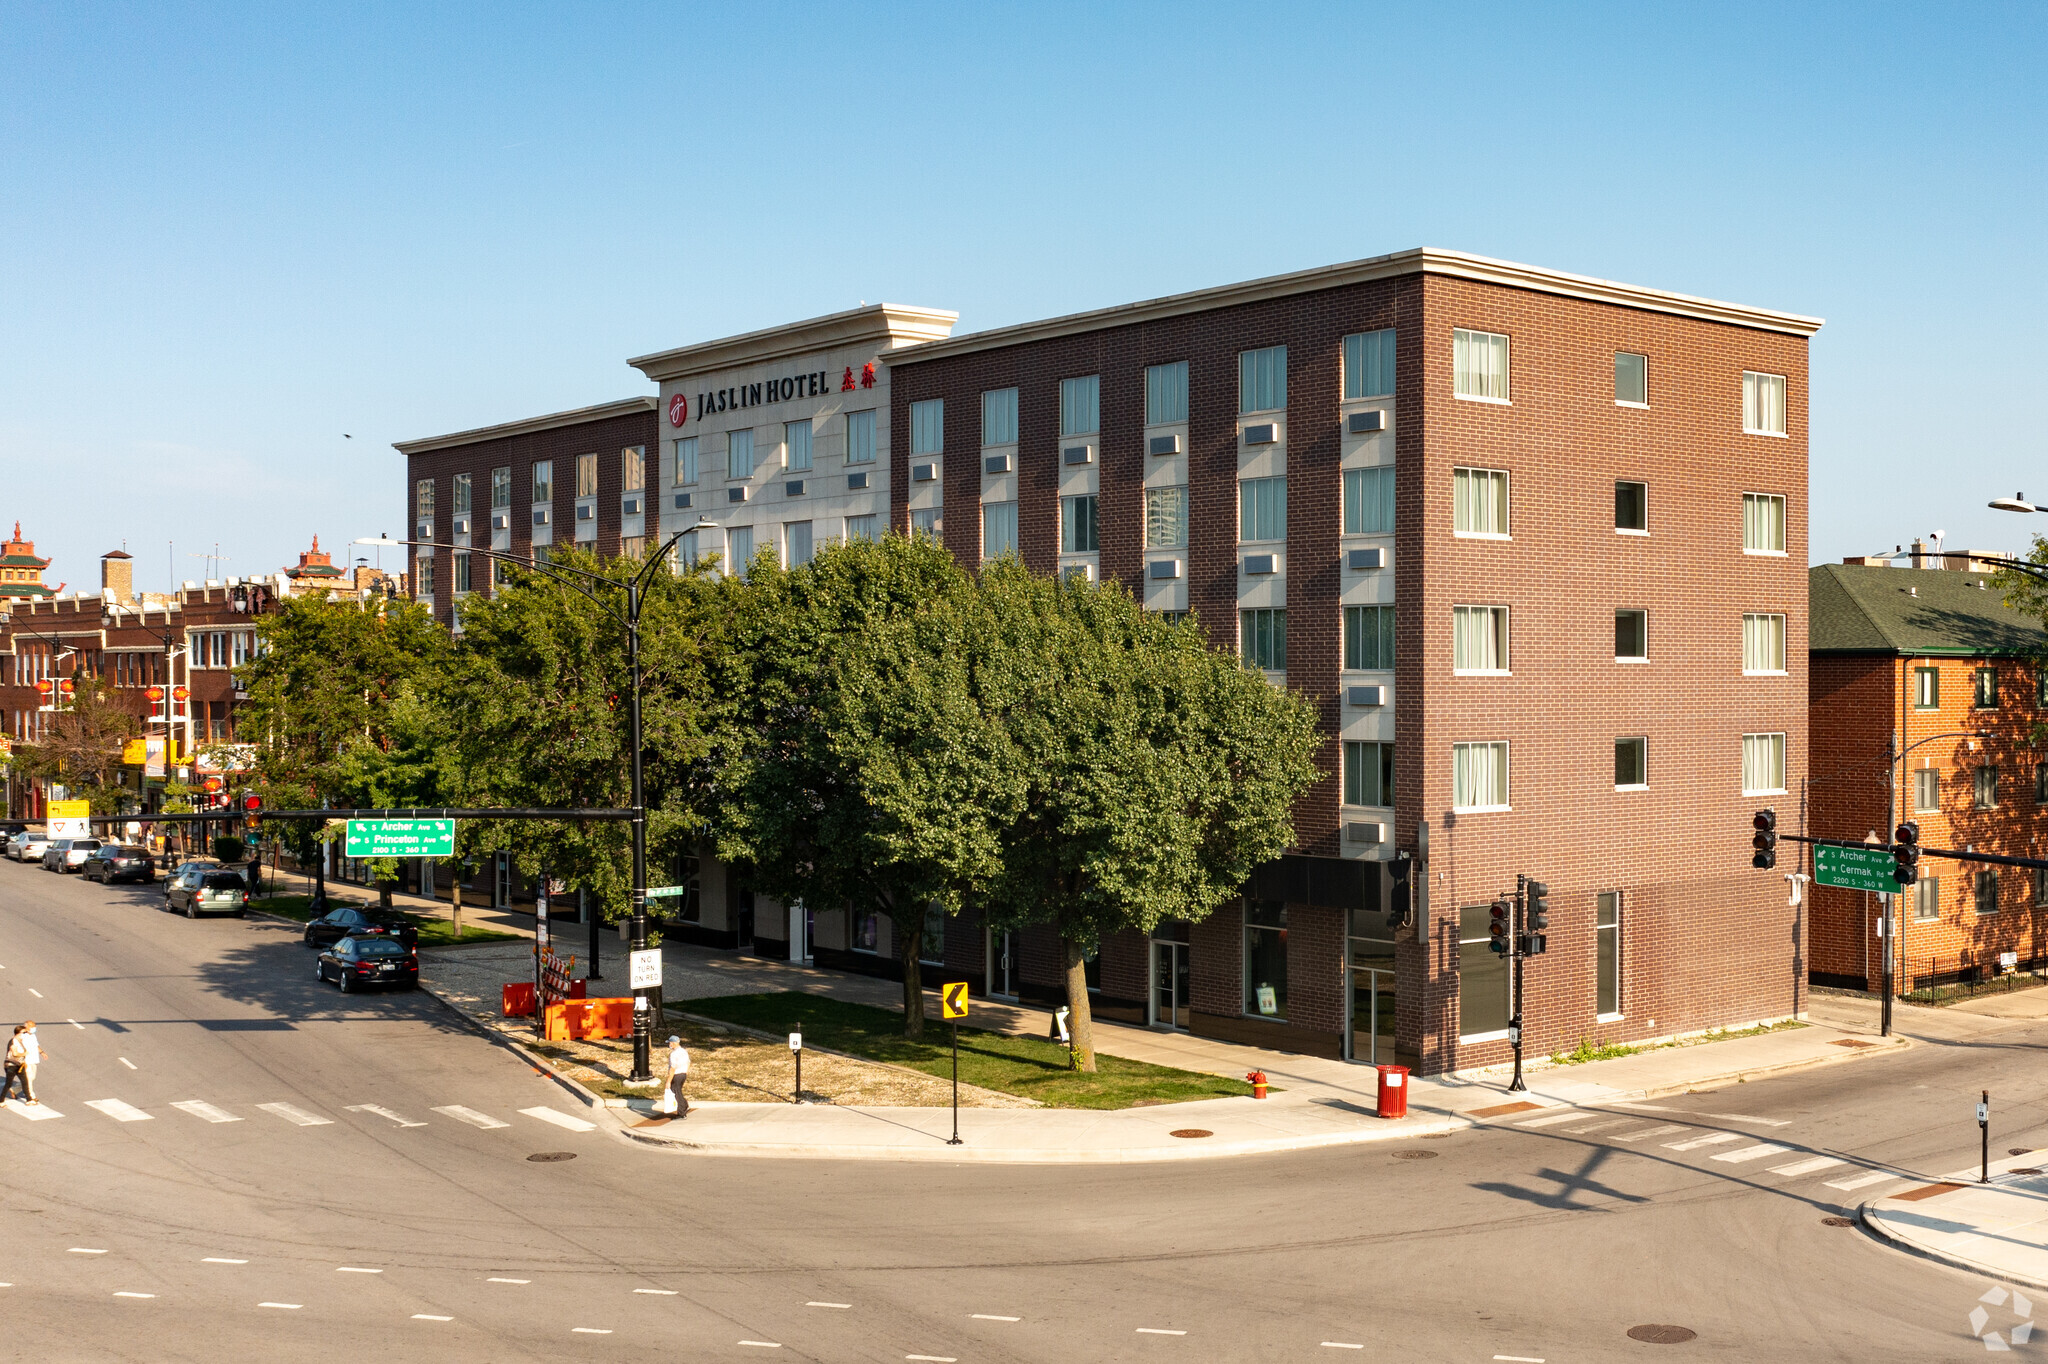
top-left (344, 818), bottom-right (455, 858)
top-left (1814, 844), bottom-right (1897, 894)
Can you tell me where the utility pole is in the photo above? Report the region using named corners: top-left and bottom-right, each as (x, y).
top-left (626, 576), bottom-right (652, 1084)
top-left (1508, 876), bottom-right (1527, 1093)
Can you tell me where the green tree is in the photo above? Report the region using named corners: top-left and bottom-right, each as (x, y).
top-left (721, 533), bottom-right (1022, 1038)
top-left (976, 564), bottom-right (1321, 1071)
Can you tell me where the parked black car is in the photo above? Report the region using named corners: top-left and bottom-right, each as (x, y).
top-left (315, 934), bottom-right (420, 993)
top-left (163, 866), bottom-right (248, 917)
top-left (82, 845), bottom-right (155, 884)
top-left (302, 905), bottom-right (419, 950)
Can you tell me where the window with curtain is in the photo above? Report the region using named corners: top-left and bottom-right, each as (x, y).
top-left (1915, 877), bottom-right (1940, 922)
top-left (845, 514), bottom-right (878, 542)
top-left (982, 388), bottom-right (1018, 445)
top-left (1452, 606), bottom-right (1509, 673)
top-left (452, 552), bottom-right (472, 594)
top-left (1146, 362), bottom-right (1188, 425)
top-left (576, 453), bottom-right (598, 498)
top-left (620, 449), bottom-right (644, 494)
top-left (1614, 736), bottom-right (1647, 788)
top-left (1742, 371), bottom-right (1787, 435)
top-left (415, 479), bottom-right (435, 519)
top-left (1239, 476), bottom-right (1287, 542)
top-left (1976, 765), bottom-right (1999, 809)
top-left (532, 460), bottom-right (552, 503)
top-left (1975, 869), bottom-right (2001, 916)
top-left (785, 420), bottom-right (812, 472)
top-left (1615, 352), bottom-right (1649, 405)
top-left (672, 439), bottom-right (697, 486)
top-left (1742, 733), bottom-right (1786, 794)
top-left (1239, 346), bottom-right (1287, 413)
top-left (1343, 466), bottom-right (1394, 534)
top-left (910, 399), bottom-right (944, 455)
top-left (911, 508), bottom-right (942, 541)
top-left (1596, 893), bottom-right (1621, 1016)
top-left (727, 429), bottom-right (755, 479)
top-left (1451, 741), bottom-right (1509, 810)
top-left (491, 466), bottom-right (512, 509)
top-left (1145, 486), bottom-right (1188, 549)
top-left (1453, 328), bottom-right (1511, 401)
top-left (1343, 740), bottom-right (1394, 807)
top-left (1453, 467), bottom-right (1510, 536)
top-left (1908, 767), bottom-right (1939, 813)
top-left (1459, 903), bottom-right (1511, 1036)
top-left (784, 521), bottom-right (813, 567)
top-left (1344, 605), bottom-right (1394, 670)
top-left (1059, 376), bottom-right (1100, 436)
top-left (725, 525), bottom-right (753, 576)
top-left (415, 559), bottom-right (435, 597)
top-left (846, 409), bottom-right (876, 464)
top-left (675, 530), bottom-right (699, 566)
top-left (982, 501), bottom-right (1018, 560)
top-left (1061, 495), bottom-right (1099, 553)
top-left (1241, 609), bottom-right (1286, 671)
top-left (1742, 493), bottom-right (1787, 553)
top-left (1743, 614), bottom-right (1787, 673)
top-left (452, 473), bottom-right (473, 516)
top-left (1243, 901), bottom-right (1287, 1019)
top-left (1344, 329), bottom-right (1396, 399)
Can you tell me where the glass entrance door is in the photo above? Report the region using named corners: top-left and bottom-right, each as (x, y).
top-left (989, 930), bottom-right (1017, 998)
top-left (1346, 968), bottom-right (1396, 1064)
top-left (1151, 941), bottom-right (1190, 1030)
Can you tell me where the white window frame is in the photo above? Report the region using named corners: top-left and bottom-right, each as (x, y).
top-left (981, 500), bottom-right (1018, 561)
top-left (1451, 740), bottom-right (1510, 812)
top-left (845, 410), bottom-right (877, 465)
top-left (1742, 492), bottom-right (1787, 556)
top-left (1742, 613), bottom-right (1788, 675)
top-left (1451, 605), bottom-right (1510, 675)
top-left (981, 388), bottom-right (1019, 446)
top-left (1239, 476), bottom-right (1287, 544)
top-left (1914, 876), bottom-right (1940, 923)
top-left (1452, 466), bottom-right (1510, 539)
top-left (1615, 479), bottom-right (1649, 535)
top-left (1615, 608), bottom-right (1649, 663)
top-left (1614, 352), bottom-right (1650, 409)
top-left (1144, 486), bottom-right (1188, 550)
top-left (1059, 376), bottom-right (1099, 437)
top-left (784, 419), bottom-right (813, 473)
top-left (728, 428), bottom-right (755, 480)
top-left (909, 399), bottom-right (944, 456)
top-left (1145, 362), bottom-right (1188, 426)
top-left (1912, 767), bottom-right (1940, 814)
top-left (1239, 345), bottom-right (1287, 415)
top-left (1742, 371), bottom-right (1787, 437)
top-left (1452, 328), bottom-right (1511, 404)
top-left (1741, 732), bottom-right (1787, 796)
top-left (1614, 736), bottom-right (1648, 791)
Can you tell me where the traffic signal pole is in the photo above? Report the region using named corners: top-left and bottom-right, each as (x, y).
top-left (1508, 877), bottom-right (1527, 1093)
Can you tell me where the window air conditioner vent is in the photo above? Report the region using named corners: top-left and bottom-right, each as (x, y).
top-left (1244, 554), bottom-right (1277, 575)
top-left (1347, 685), bottom-right (1386, 707)
top-left (847, 471), bottom-right (870, 490)
top-left (912, 463), bottom-right (938, 482)
top-left (1148, 434), bottom-right (1180, 456)
top-left (1148, 559), bottom-right (1182, 580)
top-left (984, 453), bottom-right (1012, 475)
top-left (785, 480), bottom-right (805, 497)
top-left (1345, 821), bottom-right (1387, 844)
top-left (673, 492), bottom-right (693, 510)
top-left (1243, 423), bottom-right (1278, 445)
top-left (1347, 547), bottom-right (1385, 570)
top-left (1062, 444), bottom-right (1094, 465)
top-left (1348, 410), bottom-right (1386, 435)
top-left (728, 487), bottom-right (749, 504)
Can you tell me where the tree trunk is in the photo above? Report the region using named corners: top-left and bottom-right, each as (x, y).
top-left (377, 876), bottom-right (394, 910)
top-left (899, 909), bottom-right (925, 1040)
top-left (1062, 935), bottom-right (1097, 1072)
top-left (452, 876), bottom-right (463, 940)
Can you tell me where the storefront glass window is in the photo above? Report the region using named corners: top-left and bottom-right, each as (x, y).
top-left (1458, 904), bottom-right (1511, 1037)
top-left (1244, 901), bottom-right (1287, 1019)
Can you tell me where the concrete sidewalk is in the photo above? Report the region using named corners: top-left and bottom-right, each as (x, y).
top-left (1863, 1153), bottom-right (2048, 1295)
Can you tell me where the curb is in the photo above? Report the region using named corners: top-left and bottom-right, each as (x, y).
top-left (1857, 1194), bottom-right (2048, 1294)
top-left (410, 973), bottom-right (624, 1126)
top-left (1625, 1035), bottom-right (1912, 1101)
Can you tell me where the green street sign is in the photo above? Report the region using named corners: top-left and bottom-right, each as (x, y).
top-left (345, 818), bottom-right (455, 858)
top-left (1814, 843), bottom-right (1897, 894)
top-left (642, 885), bottom-right (689, 899)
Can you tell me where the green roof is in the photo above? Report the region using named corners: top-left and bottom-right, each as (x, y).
top-left (1810, 563), bottom-right (2047, 657)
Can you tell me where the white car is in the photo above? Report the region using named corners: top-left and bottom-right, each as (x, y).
top-left (45, 837), bottom-right (102, 872)
top-left (12, 832), bottom-right (51, 863)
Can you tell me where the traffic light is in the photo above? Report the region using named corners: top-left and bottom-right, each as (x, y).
top-left (1488, 897), bottom-right (1511, 955)
top-left (1894, 821), bottom-right (1920, 887)
top-left (1525, 881), bottom-right (1550, 955)
top-left (1752, 809), bottom-right (1778, 870)
top-left (240, 793), bottom-right (263, 831)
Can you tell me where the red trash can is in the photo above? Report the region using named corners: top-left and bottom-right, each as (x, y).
top-left (1375, 1064), bottom-right (1409, 1119)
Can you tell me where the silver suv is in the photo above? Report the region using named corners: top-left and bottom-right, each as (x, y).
top-left (44, 838), bottom-right (102, 873)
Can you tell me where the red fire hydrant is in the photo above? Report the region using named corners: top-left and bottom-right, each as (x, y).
top-left (1247, 1069), bottom-right (1269, 1099)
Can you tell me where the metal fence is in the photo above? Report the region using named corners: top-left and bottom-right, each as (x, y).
top-left (1903, 951), bottom-right (2048, 1001)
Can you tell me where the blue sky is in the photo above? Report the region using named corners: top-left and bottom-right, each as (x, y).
top-left (3, 2), bottom-right (2043, 592)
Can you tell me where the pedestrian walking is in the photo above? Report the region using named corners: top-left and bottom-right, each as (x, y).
top-left (663, 1034), bottom-right (690, 1118)
top-left (5, 1022), bottom-right (42, 1105)
top-left (2, 1024), bottom-right (25, 1104)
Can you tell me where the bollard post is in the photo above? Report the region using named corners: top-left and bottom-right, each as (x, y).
top-left (789, 1031), bottom-right (803, 1104)
top-left (1981, 1090), bottom-right (1991, 1184)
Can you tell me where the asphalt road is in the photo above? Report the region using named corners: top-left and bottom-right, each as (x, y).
top-left (0, 856), bottom-right (2039, 1362)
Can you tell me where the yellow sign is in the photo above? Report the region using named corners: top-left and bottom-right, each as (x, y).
top-left (122, 739), bottom-right (148, 765)
top-left (46, 799), bottom-right (90, 820)
top-left (941, 982), bottom-right (969, 1020)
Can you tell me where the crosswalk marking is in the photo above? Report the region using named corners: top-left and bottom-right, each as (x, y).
top-left (1699, 1112), bottom-right (1793, 1127)
top-left (1613, 1124), bottom-right (1688, 1142)
top-left (521, 1106), bottom-right (596, 1133)
top-left (434, 1105), bottom-right (509, 1130)
top-left (84, 1099), bottom-right (153, 1123)
top-left (1515, 1111), bottom-right (1587, 1128)
top-left (1711, 1142), bottom-right (1791, 1165)
top-left (1665, 1132), bottom-right (1742, 1151)
top-left (5, 1100), bottom-right (63, 1121)
top-left (171, 1101), bottom-right (241, 1124)
top-left (1769, 1156), bottom-right (1847, 1178)
top-left (1825, 1170), bottom-right (1901, 1192)
top-left (1563, 1119), bottom-right (1630, 1135)
top-left (347, 1104), bottom-right (426, 1128)
top-left (256, 1103), bottom-right (332, 1127)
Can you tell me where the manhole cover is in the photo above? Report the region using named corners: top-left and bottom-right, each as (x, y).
top-left (1391, 1149), bottom-right (1439, 1160)
top-left (2014, 1148), bottom-right (2036, 1157)
top-left (1626, 1325), bottom-right (1697, 1344)
top-left (1169, 1129), bottom-right (1212, 1139)
top-left (1820, 1216), bottom-right (1856, 1227)
top-left (1419, 1132), bottom-right (1455, 1139)
top-left (527, 1152), bottom-right (577, 1163)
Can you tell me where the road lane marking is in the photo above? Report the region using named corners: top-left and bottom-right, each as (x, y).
top-left (906, 1356), bottom-right (957, 1362)
top-left (969, 1314), bottom-right (1019, 1321)
top-left (1612, 1124), bottom-right (1687, 1142)
top-left (85, 1099), bottom-right (153, 1123)
top-left (337, 1266), bottom-right (381, 1274)
top-left (202, 1258), bottom-right (247, 1264)
top-left (1323, 1345), bottom-right (1365, 1351)
top-left (67, 1019), bottom-right (82, 1030)
top-left (1770, 1156), bottom-right (1847, 1177)
top-left (113, 1292), bottom-right (154, 1298)
top-left (172, 1101), bottom-right (241, 1124)
top-left (808, 1302), bottom-right (852, 1308)
top-left (573, 1328), bottom-right (613, 1334)
top-left (258, 1302), bottom-right (301, 1310)
top-left (1665, 1133), bottom-right (1742, 1151)
top-left (69, 1248), bottom-right (108, 1255)
top-left (1495, 1356), bottom-right (1547, 1362)
top-left (1712, 1143), bottom-right (1792, 1165)
top-left (413, 1314), bottom-right (453, 1321)
top-left (1825, 1170), bottom-right (1901, 1192)
top-left (347, 1104), bottom-right (425, 1128)
top-left (1563, 1119), bottom-right (1630, 1135)
top-left (1699, 1112), bottom-right (1792, 1127)
top-left (487, 1277), bottom-right (530, 1284)
top-left (521, 1106), bottom-right (597, 1132)
top-left (1514, 1111), bottom-right (1586, 1128)
top-left (736, 1344), bottom-right (779, 1349)
top-left (118, 1058), bottom-right (136, 1069)
top-left (28, 989), bottom-right (42, 998)
top-left (1136, 1328), bottom-right (1187, 1334)
top-left (5, 1101), bottom-right (63, 1120)
top-left (433, 1105), bottom-right (509, 1130)
top-left (634, 1289), bottom-right (678, 1295)
top-left (256, 1103), bottom-right (331, 1127)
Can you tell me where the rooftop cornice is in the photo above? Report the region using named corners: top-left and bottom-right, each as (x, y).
top-left (394, 396), bottom-right (658, 457)
top-left (884, 248), bottom-right (1824, 367)
top-left (627, 303), bottom-right (961, 383)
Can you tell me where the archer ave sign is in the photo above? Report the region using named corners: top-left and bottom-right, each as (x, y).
top-left (344, 819), bottom-right (456, 859)
top-left (1814, 844), bottom-right (1897, 894)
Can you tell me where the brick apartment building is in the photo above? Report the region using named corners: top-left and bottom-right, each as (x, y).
top-left (868, 248), bottom-right (1820, 1074)
top-left (1809, 556), bottom-right (2048, 992)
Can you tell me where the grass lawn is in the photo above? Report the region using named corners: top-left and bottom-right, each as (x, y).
top-left (248, 894), bottom-right (517, 947)
top-left (671, 992), bottom-right (1254, 1110)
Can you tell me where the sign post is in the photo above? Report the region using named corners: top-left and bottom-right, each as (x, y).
top-left (789, 1031), bottom-right (803, 1104)
top-left (941, 982), bottom-right (969, 1146)
top-left (534, 883), bottom-right (550, 1041)
top-left (1981, 1091), bottom-right (1991, 1184)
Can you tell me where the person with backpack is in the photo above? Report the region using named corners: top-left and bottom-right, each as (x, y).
top-left (4, 1022), bottom-right (41, 1105)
